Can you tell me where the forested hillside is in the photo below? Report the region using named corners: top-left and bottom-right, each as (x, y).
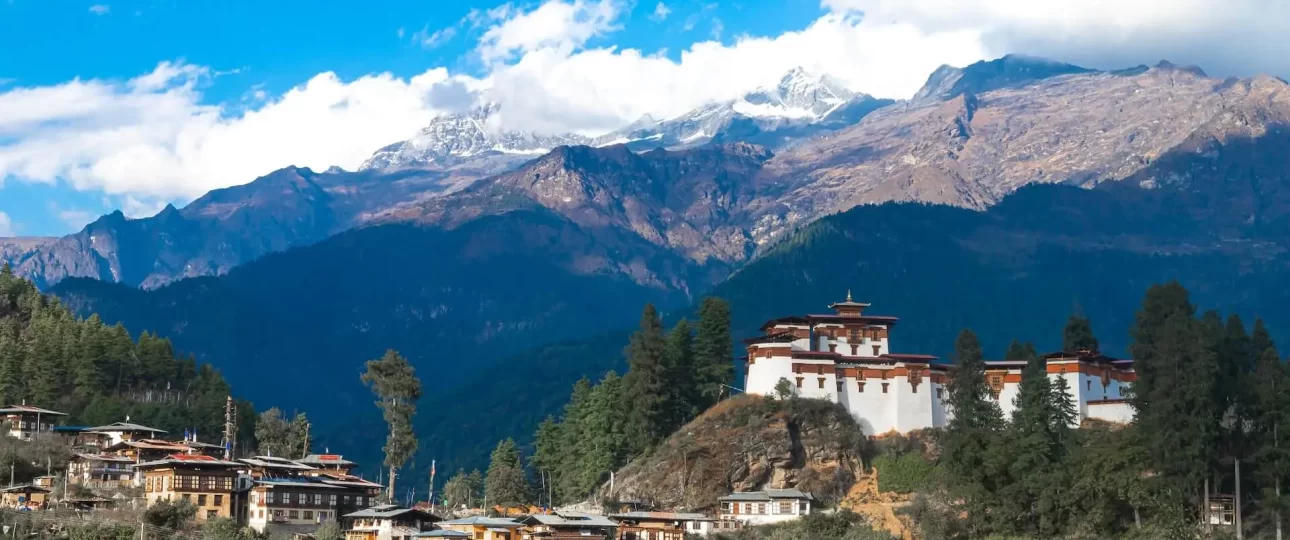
top-left (0, 264), bottom-right (254, 439)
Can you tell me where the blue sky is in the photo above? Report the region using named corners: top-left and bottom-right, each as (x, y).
top-left (2, 0), bottom-right (1289, 237)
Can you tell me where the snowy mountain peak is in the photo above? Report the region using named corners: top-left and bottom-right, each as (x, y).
top-left (741, 67), bottom-right (858, 118)
top-left (358, 104), bottom-right (588, 171)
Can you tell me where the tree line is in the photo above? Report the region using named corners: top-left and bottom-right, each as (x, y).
top-left (932, 281), bottom-right (1290, 539)
top-left (439, 298), bottom-right (734, 509)
top-left (0, 264), bottom-right (255, 442)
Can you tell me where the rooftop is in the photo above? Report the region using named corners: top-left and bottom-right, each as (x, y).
top-left (0, 404), bottom-right (67, 416)
top-left (239, 456), bottom-right (316, 470)
top-left (86, 421), bottom-right (167, 434)
top-left (719, 488), bottom-right (813, 502)
top-left (438, 516), bottom-right (522, 527)
top-left (299, 454), bottom-right (356, 467)
top-left (134, 454), bottom-right (242, 469)
top-left (72, 453), bottom-right (136, 463)
top-left (343, 505), bottom-right (440, 521)
top-left (609, 511), bottom-right (711, 522)
top-left (415, 532), bottom-right (469, 538)
top-left (521, 512), bottom-right (617, 528)
top-left (0, 485), bottom-right (51, 493)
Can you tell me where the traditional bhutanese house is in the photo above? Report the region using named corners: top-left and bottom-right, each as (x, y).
top-left (717, 489), bottom-right (813, 527)
top-left (0, 404), bottom-right (66, 441)
top-left (183, 439), bottom-right (229, 458)
top-left (984, 348), bottom-right (1136, 425)
top-left (69, 453), bottom-right (137, 489)
top-left (0, 485), bottom-right (51, 509)
top-left (247, 477), bottom-right (351, 536)
top-left (608, 512), bottom-right (714, 539)
top-left (519, 512), bottom-right (618, 539)
top-left (314, 474), bottom-right (385, 506)
top-left (298, 454), bottom-right (358, 474)
top-left (104, 439), bottom-right (193, 463)
top-left (434, 516), bottom-right (523, 540)
top-left (53, 426), bottom-right (96, 448)
top-left (342, 505), bottom-right (442, 540)
top-left (136, 454), bottom-right (242, 521)
top-left (741, 293), bottom-right (950, 435)
top-left (85, 420), bottom-right (168, 447)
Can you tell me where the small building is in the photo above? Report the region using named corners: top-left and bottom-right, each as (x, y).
top-left (342, 505), bottom-right (442, 540)
top-left (435, 516), bottom-right (523, 540)
top-left (299, 454), bottom-right (358, 474)
top-left (0, 485), bottom-right (51, 509)
top-left (104, 439), bottom-right (193, 463)
top-left (136, 454), bottom-right (242, 521)
top-left (68, 453), bottom-right (136, 489)
top-left (519, 512), bottom-right (617, 539)
top-left (609, 512), bottom-right (713, 539)
top-left (64, 496), bottom-right (114, 511)
top-left (717, 489), bottom-right (813, 526)
top-left (85, 420), bottom-right (168, 447)
top-left (32, 476), bottom-right (55, 490)
top-left (0, 404), bottom-right (66, 441)
top-left (247, 477), bottom-right (349, 536)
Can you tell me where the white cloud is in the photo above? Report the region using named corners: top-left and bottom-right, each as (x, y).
top-left (650, 2), bottom-right (670, 21)
top-left (477, 0), bottom-right (621, 64)
top-left (48, 203), bottom-right (93, 231)
top-left (0, 212), bottom-right (14, 237)
top-left (88, 4), bottom-right (109, 15)
top-left (414, 25), bottom-right (457, 49)
top-left (7, 0), bottom-right (1290, 204)
top-left (0, 62), bottom-right (459, 199)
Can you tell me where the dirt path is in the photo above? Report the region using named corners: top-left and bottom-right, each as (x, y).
top-left (839, 470), bottom-right (916, 539)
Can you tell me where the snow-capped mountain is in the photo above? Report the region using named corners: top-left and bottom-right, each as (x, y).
top-left (358, 104), bottom-right (589, 171)
top-left (359, 68), bottom-right (891, 173)
top-left (591, 67), bottom-right (886, 149)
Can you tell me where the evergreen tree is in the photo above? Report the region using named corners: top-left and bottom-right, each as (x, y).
top-left (484, 438), bottom-right (531, 506)
top-left (575, 372), bottom-right (628, 497)
top-left (940, 329), bottom-right (1006, 535)
top-left (662, 319), bottom-right (696, 434)
top-left (1128, 282), bottom-right (1219, 519)
top-left (0, 323), bottom-right (23, 403)
top-left (1253, 326), bottom-right (1290, 540)
top-left (361, 349), bottom-right (422, 503)
top-left (1062, 313), bottom-right (1099, 352)
top-left (1003, 340), bottom-right (1037, 361)
top-left (1007, 352), bottom-right (1073, 535)
top-left (693, 297), bottom-right (733, 410)
top-left (442, 469), bottom-right (477, 510)
top-left (530, 417), bottom-right (562, 506)
top-left (621, 304), bottom-right (668, 454)
top-left (255, 408), bottom-right (293, 457)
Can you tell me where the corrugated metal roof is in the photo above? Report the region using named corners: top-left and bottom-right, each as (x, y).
top-left (609, 512), bottom-right (711, 521)
top-left (85, 421), bottom-right (167, 434)
top-left (439, 517), bottom-right (521, 527)
top-left (522, 512), bottom-right (617, 528)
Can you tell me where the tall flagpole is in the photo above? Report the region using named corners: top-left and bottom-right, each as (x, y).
top-left (428, 459), bottom-right (436, 512)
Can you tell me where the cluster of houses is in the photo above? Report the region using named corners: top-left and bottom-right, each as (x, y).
top-left (0, 404), bottom-right (820, 540)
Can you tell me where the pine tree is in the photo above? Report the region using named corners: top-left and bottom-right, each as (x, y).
top-left (941, 329), bottom-right (1006, 535)
top-left (484, 438), bottom-right (531, 506)
top-left (530, 417), bottom-right (562, 506)
top-left (621, 304), bottom-right (668, 454)
top-left (1128, 282), bottom-right (1219, 519)
top-left (663, 319), bottom-right (696, 434)
top-left (693, 297), bottom-right (732, 411)
top-left (1004, 340), bottom-right (1037, 361)
top-left (442, 469), bottom-right (476, 510)
top-left (361, 349), bottom-right (422, 503)
top-left (576, 372), bottom-right (628, 497)
top-left (255, 408), bottom-right (293, 457)
top-left (1254, 340), bottom-right (1290, 540)
top-left (1062, 313), bottom-right (1099, 352)
top-left (0, 323), bottom-right (23, 403)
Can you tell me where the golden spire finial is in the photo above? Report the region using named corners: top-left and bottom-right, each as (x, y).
top-left (846, 289), bottom-right (853, 302)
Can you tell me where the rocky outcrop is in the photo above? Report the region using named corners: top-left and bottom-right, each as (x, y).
top-left (602, 395), bottom-right (866, 511)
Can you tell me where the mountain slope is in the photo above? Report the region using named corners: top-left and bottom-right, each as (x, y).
top-left (50, 209), bottom-right (706, 422)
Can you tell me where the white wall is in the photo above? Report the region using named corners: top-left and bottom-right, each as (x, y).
top-left (1087, 402), bottom-right (1134, 423)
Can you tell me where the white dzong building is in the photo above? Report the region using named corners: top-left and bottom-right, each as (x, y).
top-left (742, 293), bottom-right (951, 435)
top-left (741, 293), bottom-right (1136, 435)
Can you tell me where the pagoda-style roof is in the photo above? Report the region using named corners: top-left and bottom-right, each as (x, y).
top-left (828, 290), bottom-right (871, 310)
top-left (759, 314), bottom-right (899, 331)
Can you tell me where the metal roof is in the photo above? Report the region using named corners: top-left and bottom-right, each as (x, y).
top-left (438, 517), bottom-right (521, 527)
top-left (134, 454), bottom-right (242, 469)
top-left (343, 506), bottom-right (440, 521)
top-left (73, 453), bottom-right (135, 463)
top-left (718, 489), bottom-right (812, 502)
top-left (299, 454), bottom-right (356, 466)
top-left (85, 421), bottom-right (167, 434)
top-left (415, 531), bottom-right (469, 538)
top-left (0, 485), bottom-right (51, 493)
top-left (609, 512), bottom-right (711, 521)
top-left (522, 512), bottom-right (617, 528)
top-left (0, 405), bottom-right (66, 416)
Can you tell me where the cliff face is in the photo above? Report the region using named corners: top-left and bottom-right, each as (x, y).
top-left (603, 395), bottom-right (866, 511)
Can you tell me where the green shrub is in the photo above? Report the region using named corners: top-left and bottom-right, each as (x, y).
top-left (872, 453), bottom-right (936, 494)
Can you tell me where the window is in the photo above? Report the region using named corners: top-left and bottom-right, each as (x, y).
top-left (836, 381), bottom-right (844, 391)
top-left (936, 388), bottom-right (944, 399)
top-left (288, 510), bottom-right (299, 519)
top-left (214, 495), bottom-right (223, 507)
top-left (795, 377), bottom-right (803, 388)
top-left (858, 382), bottom-right (865, 392)
top-left (303, 511), bottom-right (314, 520)
top-left (872, 345), bottom-right (881, 356)
top-left (817, 378), bottom-right (825, 389)
top-left (778, 501), bottom-right (793, 514)
top-left (198, 494), bottom-right (207, 506)
top-left (182, 494), bottom-right (191, 502)
top-left (267, 492), bottom-right (276, 504)
top-left (1087, 380), bottom-right (1092, 391)
top-left (284, 493), bottom-right (293, 504)
top-left (342, 495), bottom-right (351, 505)
top-left (756, 503), bottom-right (767, 514)
top-left (330, 494), bottom-right (337, 506)
top-left (207, 510), bottom-right (217, 519)
top-left (314, 494), bottom-right (322, 505)
top-left (882, 383), bottom-right (889, 394)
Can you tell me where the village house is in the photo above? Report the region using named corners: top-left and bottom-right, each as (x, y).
top-left (85, 420), bottom-right (168, 447)
top-left (519, 512), bottom-right (618, 539)
top-left (104, 439), bottom-right (193, 463)
top-left (433, 516), bottom-right (523, 540)
top-left (608, 512), bottom-right (714, 539)
top-left (0, 485), bottom-right (50, 509)
top-left (0, 404), bottom-right (66, 440)
top-left (717, 489), bottom-right (813, 526)
top-left (342, 504), bottom-right (442, 540)
top-left (246, 477), bottom-right (348, 536)
top-left (68, 452), bottom-right (136, 489)
top-left (741, 293), bottom-right (1137, 435)
top-left (136, 454), bottom-right (242, 521)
